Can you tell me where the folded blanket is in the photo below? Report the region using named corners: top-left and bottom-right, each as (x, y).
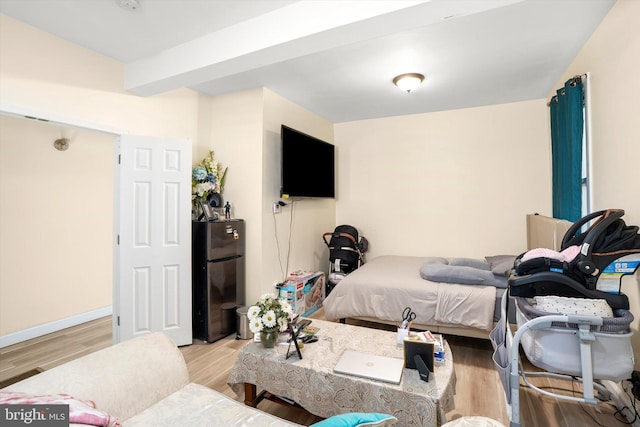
top-left (484, 255), bottom-right (517, 276)
top-left (0, 391), bottom-right (121, 427)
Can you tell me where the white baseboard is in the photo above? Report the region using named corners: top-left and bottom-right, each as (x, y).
top-left (0, 306), bottom-right (112, 348)
top-left (602, 380), bottom-right (640, 427)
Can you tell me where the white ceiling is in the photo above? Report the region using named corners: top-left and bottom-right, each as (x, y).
top-left (0, 0), bottom-right (615, 123)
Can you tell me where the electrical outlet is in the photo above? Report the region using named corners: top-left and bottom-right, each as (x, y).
top-left (272, 202), bottom-right (282, 214)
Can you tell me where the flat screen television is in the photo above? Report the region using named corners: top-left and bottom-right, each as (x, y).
top-left (281, 125), bottom-right (335, 198)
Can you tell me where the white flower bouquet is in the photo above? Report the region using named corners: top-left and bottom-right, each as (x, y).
top-left (247, 293), bottom-right (294, 334)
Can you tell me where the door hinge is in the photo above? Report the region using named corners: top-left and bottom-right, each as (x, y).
top-left (117, 234), bottom-right (120, 245)
top-left (118, 154), bottom-right (121, 164)
top-left (117, 316), bottom-right (120, 326)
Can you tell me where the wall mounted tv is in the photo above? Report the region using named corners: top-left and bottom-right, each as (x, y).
top-left (281, 125), bottom-right (335, 198)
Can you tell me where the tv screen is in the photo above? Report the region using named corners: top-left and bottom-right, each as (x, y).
top-left (281, 125), bottom-right (335, 198)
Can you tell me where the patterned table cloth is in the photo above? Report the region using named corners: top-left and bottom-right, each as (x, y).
top-left (227, 319), bottom-right (457, 427)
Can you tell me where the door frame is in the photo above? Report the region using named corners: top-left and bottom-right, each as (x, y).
top-left (0, 102), bottom-right (124, 135)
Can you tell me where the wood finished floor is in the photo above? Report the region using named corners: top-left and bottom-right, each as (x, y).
top-left (0, 311), bottom-right (634, 426)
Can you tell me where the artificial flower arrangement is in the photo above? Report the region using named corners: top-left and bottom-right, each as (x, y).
top-left (192, 150), bottom-right (228, 214)
top-left (247, 293), bottom-right (294, 347)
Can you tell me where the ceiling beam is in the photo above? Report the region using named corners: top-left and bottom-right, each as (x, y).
top-left (124, 0), bottom-right (521, 96)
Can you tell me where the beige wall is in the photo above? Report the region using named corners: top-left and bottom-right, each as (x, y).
top-left (262, 89), bottom-right (336, 300)
top-left (334, 99), bottom-right (551, 259)
top-left (555, 0), bottom-right (640, 226)
top-left (552, 0), bottom-right (640, 367)
top-left (0, 13), bottom-right (336, 337)
top-left (0, 115), bottom-right (114, 333)
top-left (209, 88), bottom-right (335, 306)
top-left (0, 15), bottom-right (203, 141)
top-left (0, 14), bottom-right (207, 336)
top-left (209, 88), bottom-right (264, 306)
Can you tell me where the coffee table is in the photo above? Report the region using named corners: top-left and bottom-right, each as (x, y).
top-left (227, 319), bottom-right (457, 427)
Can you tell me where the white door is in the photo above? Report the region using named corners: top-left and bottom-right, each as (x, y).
top-left (114, 135), bottom-right (192, 345)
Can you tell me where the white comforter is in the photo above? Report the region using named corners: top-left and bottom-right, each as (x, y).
top-left (323, 255), bottom-right (496, 331)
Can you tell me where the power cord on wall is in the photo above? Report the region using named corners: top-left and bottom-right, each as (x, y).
top-left (273, 200), bottom-right (295, 283)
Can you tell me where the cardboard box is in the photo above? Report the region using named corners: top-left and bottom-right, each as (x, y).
top-left (278, 271), bottom-right (326, 317)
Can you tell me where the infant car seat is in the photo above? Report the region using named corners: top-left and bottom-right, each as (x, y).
top-left (510, 209), bottom-right (640, 310)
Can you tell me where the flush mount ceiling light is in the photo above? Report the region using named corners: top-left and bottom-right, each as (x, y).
top-left (393, 73), bottom-right (425, 93)
top-left (115, 0), bottom-right (138, 11)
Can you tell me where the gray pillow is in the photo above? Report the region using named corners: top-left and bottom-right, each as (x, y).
top-left (448, 257), bottom-right (491, 270)
top-left (420, 262), bottom-right (506, 287)
top-left (485, 255), bottom-right (517, 277)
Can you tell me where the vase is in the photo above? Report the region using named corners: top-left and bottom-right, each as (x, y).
top-left (193, 201), bottom-right (202, 220)
top-left (207, 192), bottom-right (222, 208)
top-left (260, 328), bottom-right (278, 348)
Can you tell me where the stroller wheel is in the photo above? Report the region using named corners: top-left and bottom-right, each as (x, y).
top-left (358, 236), bottom-right (369, 254)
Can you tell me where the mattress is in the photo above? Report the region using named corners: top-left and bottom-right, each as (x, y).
top-left (323, 255), bottom-right (498, 331)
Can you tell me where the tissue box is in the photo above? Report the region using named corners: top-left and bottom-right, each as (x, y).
top-left (433, 334), bottom-right (445, 364)
top-left (417, 331), bottom-right (445, 364)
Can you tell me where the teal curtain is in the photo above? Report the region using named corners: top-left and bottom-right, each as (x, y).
top-left (549, 76), bottom-right (583, 222)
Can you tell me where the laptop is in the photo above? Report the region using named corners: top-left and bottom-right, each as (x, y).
top-left (333, 350), bottom-right (404, 384)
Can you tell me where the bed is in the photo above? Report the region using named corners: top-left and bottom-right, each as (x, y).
top-left (322, 213), bottom-right (572, 339)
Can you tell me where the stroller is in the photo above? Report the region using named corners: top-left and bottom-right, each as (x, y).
top-left (510, 208), bottom-right (640, 310)
top-left (492, 209), bottom-right (640, 427)
top-left (322, 225), bottom-right (368, 295)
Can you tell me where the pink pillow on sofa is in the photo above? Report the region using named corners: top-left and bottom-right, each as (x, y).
top-left (0, 391), bottom-right (121, 427)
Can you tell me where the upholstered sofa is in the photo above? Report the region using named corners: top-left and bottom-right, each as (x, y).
top-left (1, 332), bottom-right (396, 427)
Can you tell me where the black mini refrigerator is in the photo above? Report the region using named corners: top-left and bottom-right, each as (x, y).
top-left (192, 219), bottom-right (245, 343)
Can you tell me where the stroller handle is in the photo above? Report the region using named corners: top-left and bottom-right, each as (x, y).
top-left (322, 232), bottom-right (357, 246)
